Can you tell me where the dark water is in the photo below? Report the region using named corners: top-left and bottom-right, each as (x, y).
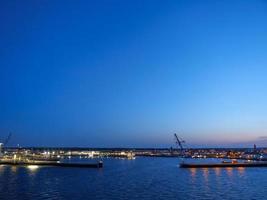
top-left (0, 157), bottom-right (266, 200)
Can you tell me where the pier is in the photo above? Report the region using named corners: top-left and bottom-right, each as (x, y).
top-left (0, 161), bottom-right (103, 168)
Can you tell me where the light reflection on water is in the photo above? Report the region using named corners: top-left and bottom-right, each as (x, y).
top-left (27, 165), bottom-right (39, 171)
top-left (202, 168), bottom-right (209, 182)
top-left (0, 165), bottom-right (5, 175)
top-left (0, 158), bottom-right (266, 200)
top-left (189, 168), bottom-right (196, 184)
top-left (11, 166), bottom-right (17, 173)
top-left (226, 167), bottom-right (233, 177)
top-left (214, 167), bottom-right (221, 176)
top-left (190, 168), bottom-right (196, 177)
top-left (237, 167), bottom-right (245, 176)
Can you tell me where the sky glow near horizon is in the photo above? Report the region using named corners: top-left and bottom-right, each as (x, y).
top-left (1, 0), bottom-right (267, 148)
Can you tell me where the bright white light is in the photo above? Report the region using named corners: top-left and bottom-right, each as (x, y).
top-left (27, 165), bottom-right (39, 170)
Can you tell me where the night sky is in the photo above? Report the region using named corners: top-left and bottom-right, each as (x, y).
top-left (1, 0), bottom-right (267, 147)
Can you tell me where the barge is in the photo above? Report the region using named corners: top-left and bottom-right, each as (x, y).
top-left (180, 160), bottom-right (267, 168)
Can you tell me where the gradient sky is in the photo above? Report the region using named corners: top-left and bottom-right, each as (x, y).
top-left (1, 0), bottom-right (267, 147)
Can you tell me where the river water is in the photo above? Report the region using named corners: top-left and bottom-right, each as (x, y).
top-left (0, 157), bottom-right (266, 200)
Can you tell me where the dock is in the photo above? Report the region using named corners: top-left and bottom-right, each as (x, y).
top-left (180, 162), bottom-right (267, 168)
top-left (0, 161), bottom-right (103, 168)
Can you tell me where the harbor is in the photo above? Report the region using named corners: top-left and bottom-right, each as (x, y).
top-left (2, 133), bottom-right (267, 170)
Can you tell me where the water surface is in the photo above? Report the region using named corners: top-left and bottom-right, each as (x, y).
top-left (0, 157), bottom-right (266, 200)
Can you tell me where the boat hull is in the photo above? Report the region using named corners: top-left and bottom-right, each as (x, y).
top-left (180, 162), bottom-right (267, 168)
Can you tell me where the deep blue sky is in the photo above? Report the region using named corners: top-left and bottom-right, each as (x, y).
top-left (1, 0), bottom-right (267, 147)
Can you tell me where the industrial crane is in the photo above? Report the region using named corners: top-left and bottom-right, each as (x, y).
top-left (0, 132), bottom-right (12, 155)
top-left (174, 133), bottom-right (185, 156)
top-left (4, 132), bottom-right (12, 147)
